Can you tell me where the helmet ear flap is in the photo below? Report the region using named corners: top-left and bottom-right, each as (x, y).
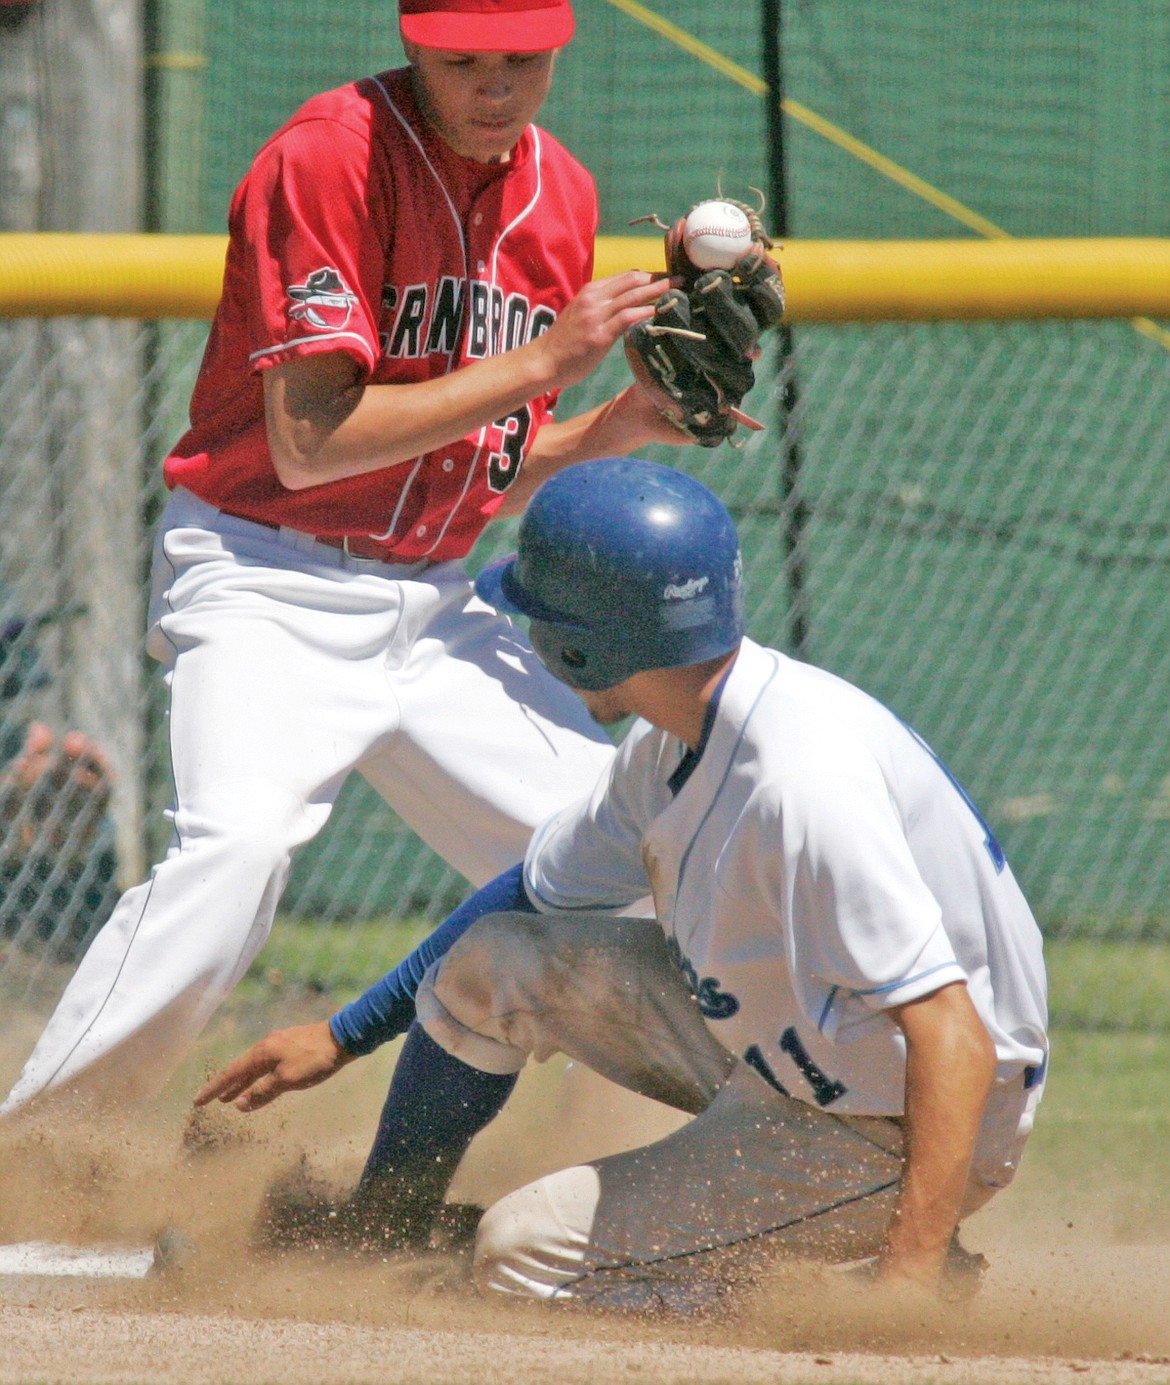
top-left (529, 621), bottom-right (622, 691)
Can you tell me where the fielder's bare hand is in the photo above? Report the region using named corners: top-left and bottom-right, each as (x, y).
top-left (533, 270), bottom-right (670, 390)
top-left (194, 1020), bottom-right (354, 1112)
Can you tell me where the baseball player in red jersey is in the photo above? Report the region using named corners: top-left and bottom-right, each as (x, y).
top-left (1, 0), bottom-right (687, 1120)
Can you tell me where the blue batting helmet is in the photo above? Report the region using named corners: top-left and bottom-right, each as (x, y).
top-left (475, 457), bottom-right (744, 691)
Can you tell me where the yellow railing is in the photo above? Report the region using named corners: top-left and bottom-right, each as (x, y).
top-left (0, 235), bottom-right (225, 319)
top-left (1, 233), bottom-right (1169, 323)
top-left (597, 237), bottom-right (1170, 322)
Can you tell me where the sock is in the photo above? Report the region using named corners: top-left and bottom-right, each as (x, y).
top-left (358, 1021), bottom-right (518, 1221)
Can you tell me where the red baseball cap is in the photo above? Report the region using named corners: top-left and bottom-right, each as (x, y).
top-left (399, 0), bottom-right (574, 53)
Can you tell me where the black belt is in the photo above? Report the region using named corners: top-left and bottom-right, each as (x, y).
top-left (310, 531), bottom-right (395, 562)
top-left (244, 514), bottom-right (395, 563)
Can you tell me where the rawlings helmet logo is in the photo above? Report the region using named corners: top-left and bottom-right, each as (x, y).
top-left (287, 267), bottom-right (358, 331)
top-left (663, 576), bottom-right (710, 600)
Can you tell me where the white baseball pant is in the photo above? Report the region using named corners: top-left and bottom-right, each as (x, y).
top-left (0, 488), bottom-right (613, 1117)
top-left (415, 910), bottom-right (1040, 1310)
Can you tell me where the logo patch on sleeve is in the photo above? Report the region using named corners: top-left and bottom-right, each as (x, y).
top-left (287, 267), bottom-right (358, 331)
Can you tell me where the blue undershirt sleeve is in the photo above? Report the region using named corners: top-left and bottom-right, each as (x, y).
top-left (327, 862), bottom-right (536, 1057)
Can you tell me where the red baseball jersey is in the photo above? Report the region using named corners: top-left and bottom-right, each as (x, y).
top-left (164, 67), bottom-right (598, 563)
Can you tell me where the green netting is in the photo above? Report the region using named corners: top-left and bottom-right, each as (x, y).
top-left (780, 0), bottom-right (1170, 238)
top-left (152, 1), bottom-right (1170, 238)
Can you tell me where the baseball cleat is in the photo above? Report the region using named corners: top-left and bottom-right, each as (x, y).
top-left (253, 1160), bottom-right (481, 1257)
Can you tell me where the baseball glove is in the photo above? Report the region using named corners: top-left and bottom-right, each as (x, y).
top-left (624, 199), bottom-right (786, 447)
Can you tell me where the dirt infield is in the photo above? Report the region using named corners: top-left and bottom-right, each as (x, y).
top-left (1, 1035), bottom-right (1168, 1385)
top-left (1, 1236), bottom-right (1169, 1385)
top-left (2, 1303), bottom-right (1170, 1385)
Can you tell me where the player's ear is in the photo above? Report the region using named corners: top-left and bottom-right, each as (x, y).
top-left (401, 36), bottom-right (421, 65)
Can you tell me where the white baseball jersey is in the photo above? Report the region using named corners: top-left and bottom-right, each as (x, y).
top-left (524, 637), bottom-right (1049, 1119)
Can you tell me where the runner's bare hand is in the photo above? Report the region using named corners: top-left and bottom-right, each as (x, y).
top-left (194, 1021), bottom-right (354, 1113)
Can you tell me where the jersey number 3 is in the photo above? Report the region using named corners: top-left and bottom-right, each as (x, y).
top-left (487, 406), bottom-right (532, 493)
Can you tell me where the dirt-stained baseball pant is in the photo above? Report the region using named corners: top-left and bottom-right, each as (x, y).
top-left (415, 910), bottom-right (1040, 1310)
top-left (0, 488), bottom-right (613, 1118)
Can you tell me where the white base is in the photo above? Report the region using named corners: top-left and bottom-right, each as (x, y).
top-left (0, 1241), bottom-right (156, 1279)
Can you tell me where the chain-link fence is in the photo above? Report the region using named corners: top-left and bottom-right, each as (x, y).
top-left (1, 310), bottom-right (1168, 1037)
top-left (3, 0), bottom-right (1169, 1052)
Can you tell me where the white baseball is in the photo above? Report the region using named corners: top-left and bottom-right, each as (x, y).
top-left (682, 200), bottom-right (753, 271)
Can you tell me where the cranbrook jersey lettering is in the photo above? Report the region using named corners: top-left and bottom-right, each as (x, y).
top-left (163, 67), bottom-right (598, 563)
top-left (381, 277), bottom-right (555, 362)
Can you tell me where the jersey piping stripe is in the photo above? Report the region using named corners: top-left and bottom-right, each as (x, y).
top-left (25, 532), bottom-right (186, 1094)
top-left (370, 454), bottom-right (428, 544)
top-left (487, 126), bottom-right (544, 298)
top-left (550, 1174), bottom-right (901, 1294)
top-left (816, 985), bottom-right (840, 1033)
top-left (249, 330), bottom-right (376, 365)
top-left (848, 960), bottom-right (964, 998)
top-left (669, 652), bottom-right (779, 941)
top-left (372, 76), bottom-right (469, 289)
top-left (370, 75), bottom-right (472, 552)
top-left (425, 421), bottom-right (488, 557)
top-left (424, 126), bottom-right (546, 560)
top-left (525, 657), bottom-right (776, 918)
